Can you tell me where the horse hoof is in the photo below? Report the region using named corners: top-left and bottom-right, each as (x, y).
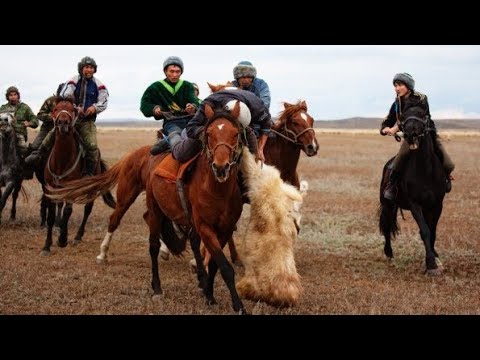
top-left (426, 268), bottom-right (443, 277)
top-left (238, 307), bottom-right (249, 315)
top-left (206, 298), bottom-right (217, 306)
top-left (160, 250), bottom-right (170, 261)
top-left (57, 241), bottom-right (68, 248)
top-left (435, 257), bottom-right (444, 270)
top-left (96, 256), bottom-right (107, 264)
top-left (71, 239), bottom-right (81, 246)
top-left (152, 293), bottom-right (164, 302)
top-left (40, 250), bottom-right (50, 256)
top-left (232, 259), bottom-right (244, 268)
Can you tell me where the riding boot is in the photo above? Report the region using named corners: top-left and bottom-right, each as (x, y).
top-left (150, 138), bottom-right (170, 155)
top-left (383, 170), bottom-right (401, 201)
top-left (237, 171), bottom-right (250, 204)
top-left (24, 145), bottom-right (47, 166)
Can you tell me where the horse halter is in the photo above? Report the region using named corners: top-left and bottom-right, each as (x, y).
top-left (402, 115), bottom-right (428, 138)
top-left (205, 124), bottom-right (243, 168)
top-left (53, 102), bottom-right (77, 128)
top-left (272, 112), bottom-right (315, 146)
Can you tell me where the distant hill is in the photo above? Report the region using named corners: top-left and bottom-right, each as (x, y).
top-left (97, 117), bottom-right (480, 130)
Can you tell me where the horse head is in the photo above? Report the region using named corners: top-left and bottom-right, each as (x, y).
top-left (52, 96), bottom-right (77, 135)
top-left (203, 102), bottom-right (243, 183)
top-left (274, 100), bottom-right (318, 156)
top-left (400, 106), bottom-right (428, 150)
top-left (0, 112), bottom-right (15, 134)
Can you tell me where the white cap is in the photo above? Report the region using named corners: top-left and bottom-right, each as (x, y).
top-left (225, 100), bottom-right (251, 128)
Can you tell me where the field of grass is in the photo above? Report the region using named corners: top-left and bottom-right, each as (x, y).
top-left (1, 128), bottom-right (479, 314)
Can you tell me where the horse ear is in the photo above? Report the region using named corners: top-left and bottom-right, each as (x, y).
top-left (207, 82), bottom-right (215, 92)
top-left (284, 102), bottom-right (292, 109)
top-left (300, 100), bottom-right (307, 111)
top-left (205, 103), bottom-right (214, 120)
top-left (226, 81), bottom-right (234, 87)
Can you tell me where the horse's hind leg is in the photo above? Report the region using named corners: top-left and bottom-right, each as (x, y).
top-left (143, 208), bottom-right (163, 296)
top-left (57, 203), bottom-right (73, 247)
top-left (73, 201), bottom-right (94, 244)
top-left (427, 204), bottom-right (444, 269)
top-left (97, 186), bottom-right (143, 263)
top-left (227, 237), bottom-right (242, 267)
top-left (9, 182), bottom-right (21, 221)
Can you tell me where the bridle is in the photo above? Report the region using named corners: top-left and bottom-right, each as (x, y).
top-left (271, 112), bottom-right (315, 146)
top-left (204, 121), bottom-right (243, 168)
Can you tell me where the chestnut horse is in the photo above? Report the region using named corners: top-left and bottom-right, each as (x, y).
top-left (144, 102), bottom-right (246, 313)
top-left (43, 96), bottom-right (115, 255)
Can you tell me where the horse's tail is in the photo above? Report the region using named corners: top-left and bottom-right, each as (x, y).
top-left (46, 157), bottom-right (127, 204)
top-left (99, 159), bottom-right (117, 209)
top-left (378, 201), bottom-right (399, 239)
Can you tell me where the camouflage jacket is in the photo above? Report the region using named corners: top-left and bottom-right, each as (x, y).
top-left (37, 95), bottom-right (57, 126)
top-left (0, 101), bottom-right (38, 137)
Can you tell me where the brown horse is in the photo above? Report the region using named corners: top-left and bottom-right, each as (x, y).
top-left (265, 100), bottom-right (318, 188)
top-left (42, 96), bottom-right (115, 255)
top-left (144, 102), bottom-right (246, 313)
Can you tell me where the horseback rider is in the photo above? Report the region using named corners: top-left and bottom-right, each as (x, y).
top-left (29, 83), bottom-right (65, 154)
top-left (141, 56), bottom-right (199, 156)
top-left (232, 60), bottom-right (271, 111)
top-left (192, 83), bottom-right (202, 103)
top-left (0, 86), bottom-right (38, 159)
top-left (381, 73), bottom-right (455, 200)
top-left (174, 87), bottom-right (272, 163)
top-left (25, 56), bottom-right (109, 176)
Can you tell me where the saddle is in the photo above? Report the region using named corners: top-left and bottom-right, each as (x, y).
top-left (154, 153), bottom-right (199, 183)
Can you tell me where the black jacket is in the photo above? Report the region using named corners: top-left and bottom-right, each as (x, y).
top-left (186, 89), bottom-right (272, 139)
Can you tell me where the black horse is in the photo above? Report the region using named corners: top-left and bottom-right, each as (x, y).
top-left (379, 106), bottom-right (446, 276)
top-left (0, 112), bottom-right (26, 224)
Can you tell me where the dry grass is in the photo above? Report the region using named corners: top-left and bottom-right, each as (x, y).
top-left (1, 128), bottom-right (479, 314)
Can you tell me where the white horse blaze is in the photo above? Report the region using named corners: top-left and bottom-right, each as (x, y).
top-left (300, 112), bottom-right (308, 122)
top-left (217, 123), bottom-right (225, 130)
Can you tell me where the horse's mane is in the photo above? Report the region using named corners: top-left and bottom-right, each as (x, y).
top-left (276, 101), bottom-right (308, 126)
top-left (401, 106), bottom-right (427, 122)
top-left (199, 107), bottom-right (241, 145)
top-left (54, 95), bottom-right (75, 106)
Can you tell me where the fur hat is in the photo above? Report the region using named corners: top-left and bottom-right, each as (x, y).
top-left (163, 56), bottom-right (184, 73)
top-left (78, 56), bottom-right (97, 74)
top-left (5, 86), bottom-right (19, 100)
top-left (233, 60), bottom-right (257, 80)
top-left (393, 73), bottom-right (415, 91)
top-left (225, 100), bottom-right (251, 128)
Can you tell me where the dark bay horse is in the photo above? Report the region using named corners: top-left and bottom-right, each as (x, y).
top-left (265, 100), bottom-right (319, 188)
top-left (0, 112), bottom-right (26, 223)
top-left (379, 106), bottom-right (446, 276)
top-left (42, 96), bottom-right (115, 255)
top-left (145, 102), bottom-right (246, 313)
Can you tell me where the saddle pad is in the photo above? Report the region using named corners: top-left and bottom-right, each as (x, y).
top-left (154, 153), bottom-right (199, 182)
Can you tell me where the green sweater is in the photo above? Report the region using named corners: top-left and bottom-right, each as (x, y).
top-left (140, 79), bottom-right (199, 120)
top-left (0, 101), bottom-right (38, 137)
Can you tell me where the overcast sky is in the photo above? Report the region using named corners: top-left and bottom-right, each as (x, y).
top-left (1, 45), bottom-right (479, 121)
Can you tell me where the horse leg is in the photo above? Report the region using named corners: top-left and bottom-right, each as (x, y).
top-left (227, 237), bottom-right (242, 267)
top-left (57, 203), bottom-right (73, 248)
top-left (40, 199), bottom-right (56, 256)
top-left (73, 201), bottom-right (94, 244)
top-left (40, 194), bottom-right (47, 227)
top-left (201, 228), bottom-right (247, 314)
top-left (55, 202), bottom-right (64, 227)
top-left (97, 186), bottom-right (143, 263)
top-left (0, 182), bottom-right (15, 225)
top-left (410, 203), bottom-right (441, 276)
top-left (428, 203), bottom-right (444, 269)
top-left (9, 182), bottom-right (21, 221)
top-left (190, 231), bottom-right (208, 291)
top-left (379, 200), bottom-right (397, 259)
